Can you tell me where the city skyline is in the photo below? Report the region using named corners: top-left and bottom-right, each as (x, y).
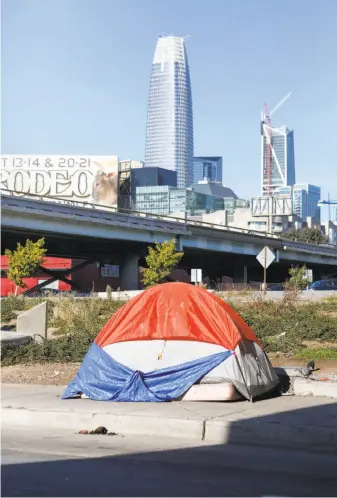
top-left (145, 36), bottom-right (194, 188)
top-left (2, 0), bottom-right (336, 214)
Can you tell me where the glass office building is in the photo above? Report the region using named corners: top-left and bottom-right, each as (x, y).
top-left (130, 167), bottom-right (177, 207)
top-left (145, 36), bottom-right (194, 188)
top-left (296, 184), bottom-right (321, 221)
top-left (261, 125), bottom-right (295, 195)
top-left (135, 186), bottom-right (224, 216)
top-left (192, 156), bottom-right (223, 184)
top-left (276, 183), bottom-right (321, 221)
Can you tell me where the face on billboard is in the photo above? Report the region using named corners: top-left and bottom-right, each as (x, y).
top-left (0, 155), bottom-right (119, 208)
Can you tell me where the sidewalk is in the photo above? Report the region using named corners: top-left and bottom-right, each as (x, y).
top-left (2, 384), bottom-right (337, 454)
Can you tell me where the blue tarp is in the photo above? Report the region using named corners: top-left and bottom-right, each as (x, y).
top-left (62, 342), bottom-right (233, 402)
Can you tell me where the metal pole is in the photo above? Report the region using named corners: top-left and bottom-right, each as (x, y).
top-left (263, 247), bottom-right (267, 295)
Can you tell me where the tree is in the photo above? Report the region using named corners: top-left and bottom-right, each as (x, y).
top-left (287, 265), bottom-right (311, 290)
top-left (5, 238), bottom-right (47, 294)
top-left (140, 239), bottom-right (184, 289)
top-left (283, 227), bottom-right (328, 244)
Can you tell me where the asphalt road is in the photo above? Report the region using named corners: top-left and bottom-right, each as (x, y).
top-left (2, 427), bottom-right (337, 497)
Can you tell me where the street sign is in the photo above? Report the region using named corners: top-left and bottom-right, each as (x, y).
top-left (256, 246), bottom-right (275, 269)
top-left (191, 269), bottom-right (202, 284)
top-left (256, 246), bottom-right (276, 294)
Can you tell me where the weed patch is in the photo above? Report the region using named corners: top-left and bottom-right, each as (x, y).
top-left (295, 348), bottom-right (337, 360)
top-left (1, 294), bottom-right (337, 365)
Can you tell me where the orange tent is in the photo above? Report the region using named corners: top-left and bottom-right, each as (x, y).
top-left (96, 282), bottom-right (261, 350)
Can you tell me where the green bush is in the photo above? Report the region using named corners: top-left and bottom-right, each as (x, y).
top-left (232, 300), bottom-right (337, 354)
top-left (320, 297), bottom-right (337, 312)
top-left (1, 296), bottom-right (25, 323)
top-left (48, 297), bottom-right (123, 335)
top-left (1, 295), bottom-right (55, 324)
top-left (1, 296), bottom-right (337, 365)
top-left (1, 329), bottom-right (96, 366)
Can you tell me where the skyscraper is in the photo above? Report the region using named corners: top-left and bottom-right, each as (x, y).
top-left (145, 36), bottom-right (194, 188)
top-left (276, 183), bottom-right (321, 221)
top-left (333, 206), bottom-right (337, 223)
top-left (261, 124), bottom-right (295, 196)
top-left (294, 184), bottom-right (321, 221)
top-left (192, 156), bottom-right (223, 184)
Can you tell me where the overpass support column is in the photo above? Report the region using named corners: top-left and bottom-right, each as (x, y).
top-left (312, 267), bottom-right (325, 281)
top-left (233, 265), bottom-right (248, 284)
top-left (120, 253), bottom-right (139, 291)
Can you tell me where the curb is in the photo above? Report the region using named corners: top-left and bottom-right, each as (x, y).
top-left (275, 369), bottom-right (337, 399)
top-left (2, 406), bottom-right (337, 455)
top-left (293, 378), bottom-right (337, 399)
top-left (1, 407), bottom-right (204, 441)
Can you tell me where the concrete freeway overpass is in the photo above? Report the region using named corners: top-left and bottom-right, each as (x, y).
top-left (1, 194), bottom-right (337, 289)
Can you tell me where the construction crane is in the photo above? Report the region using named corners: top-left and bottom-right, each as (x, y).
top-left (318, 198), bottom-right (337, 222)
top-left (318, 200), bottom-right (337, 205)
top-left (262, 92), bottom-right (291, 196)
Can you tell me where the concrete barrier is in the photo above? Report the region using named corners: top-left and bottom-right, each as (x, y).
top-left (96, 289), bottom-right (337, 301)
top-left (17, 302), bottom-right (47, 343)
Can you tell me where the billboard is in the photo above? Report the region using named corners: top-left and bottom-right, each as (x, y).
top-left (0, 155), bottom-right (119, 209)
top-left (251, 195), bottom-right (292, 217)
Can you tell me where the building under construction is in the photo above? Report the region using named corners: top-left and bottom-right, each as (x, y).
top-left (261, 93), bottom-right (295, 196)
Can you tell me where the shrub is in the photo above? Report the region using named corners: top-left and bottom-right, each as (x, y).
top-left (1, 330), bottom-right (96, 366)
top-left (234, 300), bottom-right (337, 354)
top-left (5, 238), bottom-right (47, 292)
top-left (49, 297), bottom-right (123, 336)
top-left (1, 295), bottom-right (337, 365)
top-left (1, 296), bottom-right (25, 323)
top-left (140, 239), bottom-right (184, 288)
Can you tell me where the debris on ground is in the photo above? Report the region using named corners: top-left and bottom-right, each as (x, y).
top-left (78, 426), bottom-right (117, 436)
top-left (93, 426), bottom-right (108, 435)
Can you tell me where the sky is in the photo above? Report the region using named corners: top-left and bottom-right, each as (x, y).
top-left (2, 0), bottom-right (337, 215)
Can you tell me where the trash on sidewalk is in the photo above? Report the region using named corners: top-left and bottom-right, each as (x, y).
top-left (78, 426), bottom-right (117, 436)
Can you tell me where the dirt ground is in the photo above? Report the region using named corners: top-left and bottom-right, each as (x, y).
top-left (268, 353), bottom-right (337, 375)
top-left (1, 363), bottom-right (80, 386)
top-left (1, 356), bottom-right (337, 386)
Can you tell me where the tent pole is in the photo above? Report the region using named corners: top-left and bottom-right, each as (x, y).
top-left (234, 350), bottom-right (253, 402)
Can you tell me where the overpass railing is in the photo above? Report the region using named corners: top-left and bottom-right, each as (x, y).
top-left (1, 189), bottom-right (277, 238)
top-left (2, 190), bottom-right (337, 255)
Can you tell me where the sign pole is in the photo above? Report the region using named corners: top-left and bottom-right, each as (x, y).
top-left (256, 246), bottom-right (275, 294)
top-left (263, 246), bottom-right (267, 295)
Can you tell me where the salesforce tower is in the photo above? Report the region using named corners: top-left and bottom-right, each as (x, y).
top-left (145, 36), bottom-right (194, 188)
